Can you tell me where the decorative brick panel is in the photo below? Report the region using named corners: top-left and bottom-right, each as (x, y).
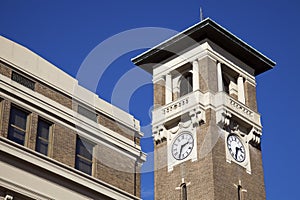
top-left (52, 124), bottom-right (76, 167)
top-left (27, 113), bottom-right (38, 151)
top-left (98, 113), bottom-right (135, 142)
top-left (35, 83), bottom-right (73, 109)
top-left (198, 58), bottom-right (208, 93)
top-left (154, 79), bottom-right (165, 108)
top-left (0, 99), bottom-right (11, 138)
top-left (0, 61), bottom-right (73, 110)
top-left (0, 61), bottom-right (12, 78)
top-left (94, 143), bottom-right (137, 196)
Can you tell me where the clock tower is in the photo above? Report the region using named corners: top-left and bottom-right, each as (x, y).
top-left (133, 18), bottom-right (275, 199)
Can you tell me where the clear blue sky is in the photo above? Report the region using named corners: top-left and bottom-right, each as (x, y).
top-left (1, 1), bottom-right (300, 199)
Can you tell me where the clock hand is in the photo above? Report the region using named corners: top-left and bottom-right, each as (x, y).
top-left (182, 141), bottom-right (189, 148)
top-left (235, 147), bottom-right (240, 159)
top-left (179, 144), bottom-right (184, 158)
top-left (179, 141), bottom-right (190, 159)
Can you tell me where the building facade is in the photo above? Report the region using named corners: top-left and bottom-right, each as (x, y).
top-left (133, 18), bottom-right (275, 199)
top-left (0, 36), bottom-right (146, 200)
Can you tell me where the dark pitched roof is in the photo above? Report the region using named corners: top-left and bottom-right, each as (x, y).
top-left (132, 18), bottom-right (275, 76)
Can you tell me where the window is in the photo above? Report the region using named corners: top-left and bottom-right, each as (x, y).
top-left (75, 136), bottom-right (94, 175)
top-left (36, 118), bottom-right (52, 156)
top-left (180, 183), bottom-right (187, 200)
top-left (179, 72), bottom-right (193, 97)
top-left (8, 106), bottom-right (29, 145)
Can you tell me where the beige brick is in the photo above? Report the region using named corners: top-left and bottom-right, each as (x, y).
top-left (0, 61), bottom-right (12, 78)
top-left (98, 113), bottom-right (135, 142)
top-left (244, 81), bottom-right (258, 112)
top-left (0, 99), bottom-right (11, 138)
top-left (94, 143), bottom-right (138, 196)
top-left (35, 83), bottom-right (73, 109)
top-left (154, 79), bottom-right (165, 108)
top-left (52, 124), bottom-right (76, 167)
top-left (27, 113), bottom-right (38, 150)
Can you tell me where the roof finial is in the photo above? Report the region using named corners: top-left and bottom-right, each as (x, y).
top-left (200, 7), bottom-right (203, 21)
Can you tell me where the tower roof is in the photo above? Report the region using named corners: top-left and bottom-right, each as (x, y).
top-left (132, 18), bottom-right (275, 76)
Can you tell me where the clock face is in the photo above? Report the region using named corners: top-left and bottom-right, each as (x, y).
top-left (172, 132), bottom-right (194, 160)
top-left (227, 134), bottom-right (246, 162)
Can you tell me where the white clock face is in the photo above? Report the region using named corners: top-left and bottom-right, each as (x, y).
top-left (172, 132), bottom-right (194, 160)
top-left (227, 134), bottom-right (246, 162)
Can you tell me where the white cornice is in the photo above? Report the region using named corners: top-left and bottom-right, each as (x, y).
top-left (0, 36), bottom-right (139, 133)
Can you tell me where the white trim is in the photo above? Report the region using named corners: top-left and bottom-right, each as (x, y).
top-left (0, 139), bottom-right (141, 200)
top-left (192, 60), bottom-right (200, 91)
top-left (165, 74), bottom-right (172, 104)
top-left (0, 178), bottom-right (55, 200)
top-left (237, 76), bottom-right (246, 104)
top-left (217, 62), bottom-right (223, 92)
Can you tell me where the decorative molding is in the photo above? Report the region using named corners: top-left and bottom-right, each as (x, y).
top-left (153, 125), bottom-right (167, 144)
top-left (217, 109), bottom-right (262, 146)
top-left (217, 109), bottom-right (232, 128)
top-left (189, 106), bottom-right (205, 127)
top-left (247, 127), bottom-right (262, 145)
top-left (229, 98), bottom-right (252, 116)
top-left (163, 97), bottom-right (189, 115)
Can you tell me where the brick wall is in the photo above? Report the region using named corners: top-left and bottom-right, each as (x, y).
top-left (212, 139), bottom-right (265, 199)
top-left (27, 113), bottom-right (38, 151)
top-left (0, 99), bottom-right (10, 138)
top-left (0, 60), bottom-right (142, 197)
top-left (154, 106), bottom-right (265, 199)
top-left (0, 61), bottom-right (140, 145)
top-left (0, 97), bottom-right (140, 197)
top-left (154, 79), bottom-right (165, 108)
top-left (35, 83), bottom-right (73, 109)
top-left (52, 124), bottom-right (76, 167)
top-left (244, 81), bottom-right (258, 112)
top-left (0, 61), bottom-right (12, 78)
top-left (98, 113), bottom-right (136, 142)
top-left (154, 109), bottom-right (216, 200)
top-left (198, 57), bottom-right (217, 93)
top-left (95, 143), bottom-right (139, 196)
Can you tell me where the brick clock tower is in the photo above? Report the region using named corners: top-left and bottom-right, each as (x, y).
top-left (133, 18), bottom-right (275, 199)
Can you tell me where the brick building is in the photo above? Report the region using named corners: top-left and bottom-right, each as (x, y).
top-left (0, 36), bottom-right (146, 200)
top-left (133, 18), bottom-right (275, 199)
